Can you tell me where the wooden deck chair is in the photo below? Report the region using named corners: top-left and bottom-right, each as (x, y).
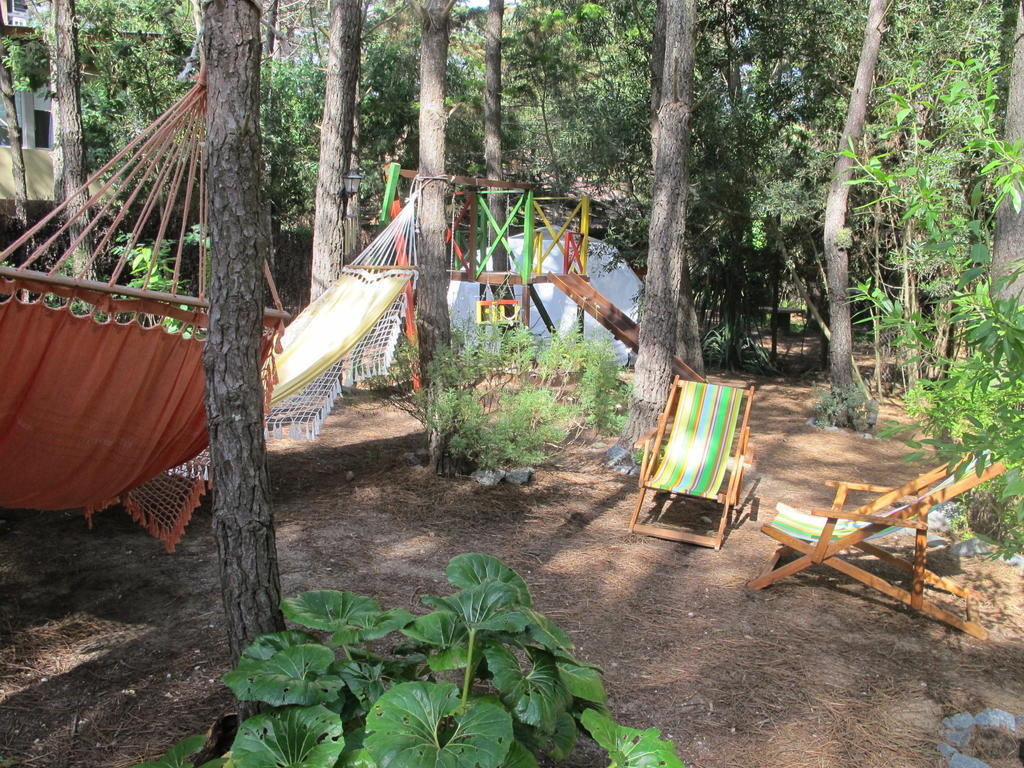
top-left (628, 378), bottom-right (755, 549)
top-left (747, 458), bottom-right (1006, 639)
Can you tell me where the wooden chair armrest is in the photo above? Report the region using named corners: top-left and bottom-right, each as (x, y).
top-left (824, 480), bottom-right (897, 493)
top-left (810, 508), bottom-right (927, 530)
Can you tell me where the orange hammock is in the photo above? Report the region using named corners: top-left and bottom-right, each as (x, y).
top-left (0, 76), bottom-right (285, 550)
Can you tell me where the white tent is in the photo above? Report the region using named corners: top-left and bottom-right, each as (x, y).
top-left (446, 236), bottom-right (642, 363)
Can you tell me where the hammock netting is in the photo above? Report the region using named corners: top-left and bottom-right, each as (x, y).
top-left (0, 76), bottom-right (418, 551)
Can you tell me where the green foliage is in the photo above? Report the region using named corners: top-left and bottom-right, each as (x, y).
top-left (812, 384), bottom-right (879, 434)
top-left (382, 327), bottom-right (626, 470)
top-left (131, 554), bottom-right (685, 768)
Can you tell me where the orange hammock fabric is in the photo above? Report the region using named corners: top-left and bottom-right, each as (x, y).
top-left (0, 297), bottom-right (208, 515)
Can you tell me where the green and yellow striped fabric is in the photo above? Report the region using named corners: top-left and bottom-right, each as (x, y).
top-left (647, 381), bottom-right (744, 499)
top-left (769, 470), bottom-right (961, 542)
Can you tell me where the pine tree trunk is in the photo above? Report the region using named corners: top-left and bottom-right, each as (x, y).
top-left (993, 2), bottom-right (1024, 301)
top-left (310, 0), bottom-right (363, 300)
top-left (621, 0), bottom-right (700, 446)
top-left (414, 0), bottom-right (454, 471)
top-left (484, 0), bottom-right (508, 273)
top-left (49, 0), bottom-right (89, 272)
top-left (203, 0), bottom-right (285, 687)
top-left (263, 0), bottom-right (279, 57)
top-left (823, 0), bottom-right (886, 408)
top-left (0, 34), bottom-right (28, 228)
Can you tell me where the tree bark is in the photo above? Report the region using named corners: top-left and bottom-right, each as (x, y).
top-left (413, 0), bottom-right (454, 471)
top-left (0, 33), bottom-right (28, 227)
top-left (49, 0), bottom-right (89, 272)
top-left (620, 0), bottom-right (701, 447)
top-left (310, 0), bottom-right (363, 300)
top-left (993, 1), bottom-right (1024, 301)
top-left (263, 0), bottom-right (279, 57)
top-left (203, 0), bottom-right (285, 686)
top-left (823, 0), bottom-right (885, 405)
top-left (484, 0), bottom-right (507, 272)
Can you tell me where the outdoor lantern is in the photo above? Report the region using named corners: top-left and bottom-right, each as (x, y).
top-left (341, 168), bottom-right (362, 198)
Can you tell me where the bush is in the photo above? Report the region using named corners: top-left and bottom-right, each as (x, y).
top-left (812, 384), bottom-right (879, 433)
top-left (132, 554), bottom-right (686, 768)
top-left (380, 327), bottom-right (628, 471)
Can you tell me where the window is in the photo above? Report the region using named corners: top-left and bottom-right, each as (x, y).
top-left (34, 109), bottom-right (50, 149)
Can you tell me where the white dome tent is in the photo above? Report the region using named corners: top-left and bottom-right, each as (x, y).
top-left (446, 235), bottom-right (642, 363)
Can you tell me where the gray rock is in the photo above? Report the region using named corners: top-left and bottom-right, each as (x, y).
top-left (470, 469), bottom-right (505, 486)
top-left (1000, 553), bottom-right (1024, 569)
top-left (950, 538), bottom-right (994, 558)
top-left (614, 463), bottom-right (640, 477)
top-left (403, 452), bottom-right (423, 467)
top-left (944, 713), bottom-right (976, 732)
top-left (929, 501), bottom-right (960, 533)
top-left (937, 742), bottom-right (959, 760)
top-left (505, 467), bottom-right (534, 486)
top-left (973, 708), bottom-right (1017, 731)
top-left (928, 535), bottom-right (947, 548)
top-left (605, 445), bottom-right (630, 465)
top-left (945, 727), bottom-right (972, 748)
top-left (344, 470), bottom-right (355, 482)
top-left (948, 753), bottom-right (990, 768)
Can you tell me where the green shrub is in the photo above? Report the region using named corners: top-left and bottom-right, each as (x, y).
top-left (132, 554), bottom-right (685, 768)
top-left (812, 384), bottom-right (879, 433)
top-left (380, 327), bottom-right (628, 470)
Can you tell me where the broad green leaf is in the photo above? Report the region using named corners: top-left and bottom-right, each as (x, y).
top-left (501, 741), bottom-right (540, 768)
top-left (134, 734), bottom-right (206, 768)
top-left (334, 660), bottom-right (389, 706)
top-left (580, 709), bottom-right (685, 768)
top-left (547, 712), bottom-right (577, 761)
top-left (522, 609), bottom-right (573, 651)
top-left (241, 631), bottom-right (320, 661)
top-left (400, 611), bottom-right (470, 671)
top-left (281, 590), bottom-right (389, 644)
top-left (556, 660), bottom-right (607, 703)
top-left (231, 705), bottom-right (345, 768)
top-left (223, 644), bottom-right (342, 706)
top-left (364, 682), bottom-right (513, 768)
top-left (446, 554), bottom-right (533, 607)
top-left (332, 608), bottom-right (416, 646)
top-left (483, 645), bottom-right (571, 731)
top-left (430, 583), bottom-right (529, 632)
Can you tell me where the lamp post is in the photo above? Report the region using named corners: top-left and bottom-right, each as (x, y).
top-left (341, 167), bottom-right (362, 209)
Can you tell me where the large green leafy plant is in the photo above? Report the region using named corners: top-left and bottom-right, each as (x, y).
top-left (134, 554), bottom-right (684, 768)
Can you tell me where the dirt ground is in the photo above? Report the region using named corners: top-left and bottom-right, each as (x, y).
top-left (1, 373), bottom-right (1022, 768)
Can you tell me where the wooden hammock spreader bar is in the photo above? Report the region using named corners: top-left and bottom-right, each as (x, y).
top-left (0, 265), bottom-right (290, 327)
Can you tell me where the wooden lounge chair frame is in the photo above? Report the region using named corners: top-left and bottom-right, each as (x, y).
top-left (748, 459), bottom-right (1006, 639)
top-left (628, 378), bottom-right (755, 550)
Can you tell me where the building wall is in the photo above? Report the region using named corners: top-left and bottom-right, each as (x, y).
top-left (0, 146), bottom-right (54, 200)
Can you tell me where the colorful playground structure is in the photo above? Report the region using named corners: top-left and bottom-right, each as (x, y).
top-left (378, 162), bottom-right (703, 382)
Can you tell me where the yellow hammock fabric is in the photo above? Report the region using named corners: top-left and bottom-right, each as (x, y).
top-left (271, 267), bottom-right (415, 404)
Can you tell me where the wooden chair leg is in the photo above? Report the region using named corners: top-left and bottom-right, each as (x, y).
top-left (628, 487), bottom-right (648, 532)
top-left (714, 499), bottom-right (732, 550)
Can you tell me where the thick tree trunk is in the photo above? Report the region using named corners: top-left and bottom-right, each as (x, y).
top-left (620, 0), bottom-right (700, 447)
top-left (993, 2), bottom-right (1024, 301)
top-left (263, 0), bottom-right (279, 57)
top-left (203, 0), bottom-right (285, 686)
top-left (484, 0), bottom-right (508, 272)
top-left (823, 0), bottom-right (885, 404)
top-left (310, 0), bottom-right (363, 299)
top-left (0, 34), bottom-right (28, 227)
top-left (49, 0), bottom-right (89, 272)
top-left (414, 0), bottom-right (454, 471)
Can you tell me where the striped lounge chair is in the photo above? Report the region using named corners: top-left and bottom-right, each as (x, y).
top-left (629, 377), bottom-right (755, 549)
top-left (748, 458), bottom-right (1006, 639)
